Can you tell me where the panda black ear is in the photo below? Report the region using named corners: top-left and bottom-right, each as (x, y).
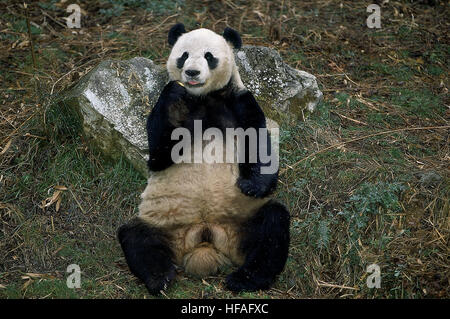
top-left (168, 23), bottom-right (186, 46)
top-left (223, 27), bottom-right (242, 49)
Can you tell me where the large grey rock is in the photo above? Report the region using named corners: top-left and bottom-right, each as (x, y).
top-left (236, 46), bottom-right (322, 118)
top-left (53, 46), bottom-right (322, 177)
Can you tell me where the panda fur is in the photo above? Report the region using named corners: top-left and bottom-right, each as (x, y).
top-left (118, 24), bottom-right (290, 295)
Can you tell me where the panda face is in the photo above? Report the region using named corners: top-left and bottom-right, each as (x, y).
top-left (167, 29), bottom-right (235, 96)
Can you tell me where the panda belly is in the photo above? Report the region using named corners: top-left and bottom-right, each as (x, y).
top-left (138, 162), bottom-right (269, 276)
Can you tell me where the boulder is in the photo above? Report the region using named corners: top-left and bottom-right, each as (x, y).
top-left (235, 46), bottom-right (322, 118)
top-left (52, 46), bottom-right (322, 177)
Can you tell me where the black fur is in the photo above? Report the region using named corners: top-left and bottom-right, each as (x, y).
top-left (233, 91), bottom-right (278, 198)
top-left (168, 23), bottom-right (186, 46)
top-left (147, 80), bottom-right (278, 198)
top-left (146, 81), bottom-right (186, 171)
top-left (226, 200), bottom-right (290, 292)
top-left (204, 52), bottom-right (218, 69)
top-left (223, 27), bottom-right (242, 49)
top-left (176, 51), bottom-right (189, 69)
top-left (117, 218), bottom-right (175, 295)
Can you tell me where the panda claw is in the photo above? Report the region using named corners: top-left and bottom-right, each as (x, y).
top-left (237, 178), bottom-right (265, 198)
top-left (144, 265), bottom-right (176, 295)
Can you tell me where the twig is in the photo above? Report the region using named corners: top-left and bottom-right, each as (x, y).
top-left (147, 13), bottom-right (179, 34)
top-left (24, 3), bottom-right (37, 69)
top-left (68, 187), bottom-right (87, 215)
top-left (0, 112), bottom-right (36, 145)
top-left (330, 110), bottom-right (368, 126)
top-left (41, 9), bottom-right (67, 29)
top-left (281, 125), bottom-right (450, 174)
top-left (50, 58), bottom-right (101, 95)
top-left (317, 280), bottom-right (358, 290)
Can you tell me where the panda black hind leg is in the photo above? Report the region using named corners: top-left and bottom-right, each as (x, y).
top-left (118, 218), bottom-right (176, 295)
top-left (226, 200), bottom-right (290, 292)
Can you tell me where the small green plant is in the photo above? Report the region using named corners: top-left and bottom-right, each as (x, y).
top-left (292, 209), bottom-right (335, 251)
top-left (338, 182), bottom-right (406, 250)
top-left (38, 0), bottom-right (59, 11)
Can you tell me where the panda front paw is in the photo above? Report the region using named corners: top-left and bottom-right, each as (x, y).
top-left (225, 270), bottom-right (274, 292)
top-left (237, 177), bottom-right (270, 198)
top-left (144, 264), bottom-right (176, 295)
top-left (166, 80), bottom-right (187, 100)
top-left (165, 81), bottom-right (189, 126)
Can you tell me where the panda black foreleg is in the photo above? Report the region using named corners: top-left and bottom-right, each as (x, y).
top-left (236, 122), bottom-right (278, 198)
top-left (146, 80), bottom-right (188, 172)
top-left (118, 218), bottom-right (176, 295)
top-left (226, 200), bottom-right (290, 292)
top-left (233, 91), bottom-right (278, 198)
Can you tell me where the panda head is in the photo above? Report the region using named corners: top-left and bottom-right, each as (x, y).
top-left (166, 24), bottom-right (244, 96)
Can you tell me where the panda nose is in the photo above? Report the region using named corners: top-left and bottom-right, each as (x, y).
top-left (185, 69), bottom-right (200, 77)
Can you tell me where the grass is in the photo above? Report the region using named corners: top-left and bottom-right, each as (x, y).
top-left (0, 0), bottom-right (449, 299)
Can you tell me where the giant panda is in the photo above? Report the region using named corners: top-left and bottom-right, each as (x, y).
top-left (118, 24), bottom-right (290, 295)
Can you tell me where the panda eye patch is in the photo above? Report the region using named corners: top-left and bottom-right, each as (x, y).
top-left (176, 52), bottom-right (189, 69)
top-left (204, 52), bottom-right (213, 60)
top-left (204, 52), bottom-right (218, 69)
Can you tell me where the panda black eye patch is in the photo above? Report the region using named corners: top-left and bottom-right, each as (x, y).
top-left (176, 52), bottom-right (189, 69)
top-left (204, 52), bottom-right (218, 69)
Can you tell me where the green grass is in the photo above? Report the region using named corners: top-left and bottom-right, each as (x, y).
top-left (389, 88), bottom-right (445, 119)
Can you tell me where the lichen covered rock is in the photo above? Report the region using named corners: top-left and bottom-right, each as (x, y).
top-left (236, 46), bottom-right (322, 120)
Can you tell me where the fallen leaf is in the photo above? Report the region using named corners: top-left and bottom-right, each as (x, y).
top-left (22, 279), bottom-right (33, 291)
top-left (17, 40), bottom-right (30, 49)
top-left (56, 196), bottom-right (62, 212)
top-left (0, 139), bottom-right (12, 156)
top-left (24, 273), bottom-right (56, 280)
top-left (39, 189), bottom-right (63, 210)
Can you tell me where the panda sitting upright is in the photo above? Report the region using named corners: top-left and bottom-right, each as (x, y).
top-left (118, 24), bottom-right (290, 295)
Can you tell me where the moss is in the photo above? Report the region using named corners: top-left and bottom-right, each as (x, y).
top-left (258, 90), bottom-right (317, 123)
top-left (288, 91), bottom-right (318, 121)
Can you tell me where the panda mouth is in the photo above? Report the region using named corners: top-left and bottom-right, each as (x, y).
top-left (186, 80), bottom-right (205, 87)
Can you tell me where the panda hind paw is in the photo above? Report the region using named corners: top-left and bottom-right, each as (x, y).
top-left (144, 265), bottom-right (176, 295)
